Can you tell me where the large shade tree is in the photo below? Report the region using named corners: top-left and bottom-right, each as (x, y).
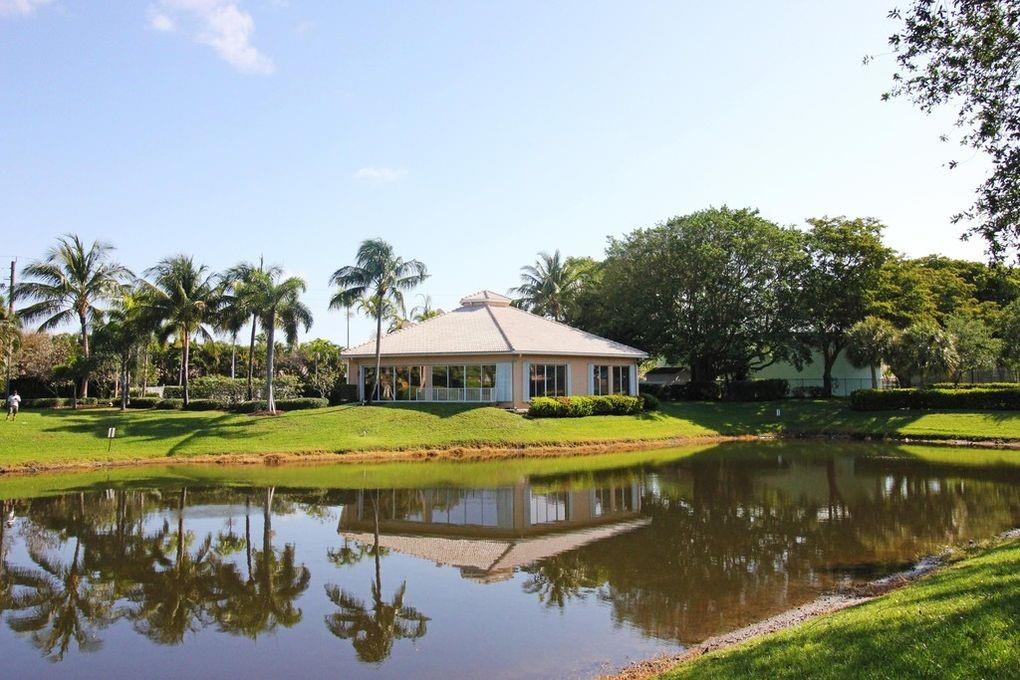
top-left (143, 256), bottom-right (222, 406)
top-left (881, 0), bottom-right (1020, 259)
top-left (329, 240), bottom-right (428, 403)
top-left (799, 217), bottom-right (891, 396)
top-left (13, 234), bottom-right (131, 397)
top-left (596, 207), bottom-right (808, 382)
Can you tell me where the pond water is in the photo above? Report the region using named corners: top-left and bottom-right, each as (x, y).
top-left (1, 441), bottom-right (1019, 679)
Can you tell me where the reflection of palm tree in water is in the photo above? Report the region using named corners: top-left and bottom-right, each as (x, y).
top-left (5, 493), bottom-right (114, 661)
top-left (324, 489), bottom-right (429, 663)
top-left (209, 488), bottom-right (310, 638)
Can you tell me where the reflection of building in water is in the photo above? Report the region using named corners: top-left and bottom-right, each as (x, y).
top-left (339, 481), bottom-right (648, 582)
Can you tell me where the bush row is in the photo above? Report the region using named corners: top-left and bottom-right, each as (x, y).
top-left (849, 388), bottom-right (1020, 411)
top-left (528, 395), bottom-right (648, 418)
top-left (930, 382), bottom-right (1020, 390)
top-left (127, 397), bottom-right (329, 412)
top-left (640, 379), bottom-right (789, 402)
top-left (162, 375), bottom-right (303, 403)
top-left (3, 397), bottom-right (112, 409)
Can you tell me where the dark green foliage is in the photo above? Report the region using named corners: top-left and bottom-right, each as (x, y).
top-left (931, 382), bottom-right (1020, 390)
top-left (127, 397), bottom-right (158, 409)
top-left (272, 397), bottom-right (328, 411)
top-left (183, 399), bottom-right (227, 411)
top-left (723, 379), bottom-right (789, 401)
top-left (154, 399), bottom-right (184, 410)
top-left (850, 388), bottom-right (1020, 411)
top-left (639, 393), bottom-right (661, 412)
top-left (790, 385), bottom-right (828, 399)
top-left (528, 395), bottom-right (643, 418)
top-left (330, 383), bottom-right (360, 405)
top-left (21, 397), bottom-right (68, 408)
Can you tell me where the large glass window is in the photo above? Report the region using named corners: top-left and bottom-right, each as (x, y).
top-left (425, 364), bottom-right (497, 402)
top-left (364, 365), bottom-right (423, 401)
top-left (529, 364), bottom-right (567, 399)
top-left (612, 365), bottom-right (632, 395)
top-left (593, 365), bottom-right (610, 395)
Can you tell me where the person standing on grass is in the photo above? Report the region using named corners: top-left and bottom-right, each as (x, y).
top-left (6, 390), bottom-right (21, 421)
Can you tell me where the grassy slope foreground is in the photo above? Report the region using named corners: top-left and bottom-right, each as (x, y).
top-left (661, 540), bottom-right (1020, 680)
top-left (0, 400), bottom-right (1019, 468)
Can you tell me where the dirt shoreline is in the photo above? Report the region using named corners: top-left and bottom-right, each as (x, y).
top-left (2, 431), bottom-right (1019, 477)
top-left (603, 529), bottom-right (1020, 680)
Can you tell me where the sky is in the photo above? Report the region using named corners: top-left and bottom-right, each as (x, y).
top-left (0, 1), bottom-right (994, 346)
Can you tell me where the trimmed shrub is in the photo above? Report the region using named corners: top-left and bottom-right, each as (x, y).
top-left (229, 400), bottom-right (265, 413)
top-left (274, 397), bottom-right (329, 411)
top-left (22, 397), bottom-right (67, 408)
top-left (154, 399), bottom-right (184, 410)
top-left (528, 395), bottom-right (642, 418)
top-left (183, 399), bottom-right (227, 411)
top-left (930, 382), bottom-right (1020, 390)
top-left (127, 397), bottom-right (158, 409)
top-left (330, 383), bottom-right (360, 404)
top-left (161, 376), bottom-right (303, 404)
top-left (640, 392), bottom-right (661, 412)
top-left (850, 388), bottom-right (1020, 411)
top-left (639, 383), bottom-right (663, 399)
top-left (163, 386), bottom-right (184, 399)
top-left (723, 379), bottom-right (788, 402)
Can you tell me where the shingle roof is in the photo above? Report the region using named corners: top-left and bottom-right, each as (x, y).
top-left (342, 291), bottom-right (647, 359)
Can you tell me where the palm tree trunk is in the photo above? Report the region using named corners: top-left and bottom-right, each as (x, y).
top-left (177, 488), bottom-right (186, 571)
top-left (265, 312), bottom-right (276, 413)
top-left (870, 365), bottom-right (879, 390)
top-left (245, 497), bottom-right (253, 582)
top-left (246, 314), bottom-right (257, 401)
top-left (230, 332), bottom-right (237, 380)
top-left (79, 313), bottom-right (90, 398)
top-left (372, 294), bottom-right (383, 404)
top-left (120, 354), bottom-right (129, 410)
top-left (142, 344), bottom-right (149, 393)
top-left (182, 329), bottom-right (191, 406)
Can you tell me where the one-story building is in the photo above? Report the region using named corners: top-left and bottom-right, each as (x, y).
top-left (341, 290), bottom-right (647, 409)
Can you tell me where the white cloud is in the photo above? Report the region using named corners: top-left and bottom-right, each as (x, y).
top-left (148, 11), bottom-right (176, 32)
top-left (353, 167), bottom-right (407, 183)
top-left (150, 1), bottom-right (274, 75)
top-left (0, 0), bottom-right (53, 18)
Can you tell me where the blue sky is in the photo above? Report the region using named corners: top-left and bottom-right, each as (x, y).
top-left (0, 1), bottom-right (991, 345)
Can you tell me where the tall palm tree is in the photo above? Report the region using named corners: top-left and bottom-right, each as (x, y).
top-left (142, 256), bottom-right (222, 406)
top-left (95, 289), bottom-right (151, 410)
top-left (356, 296), bottom-right (407, 335)
top-left (223, 261), bottom-right (268, 398)
top-left (215, 278), bottom-right (253, 380)
top-left (329, 240), bottom-right (428, 403)
top-left (410, 294), bottom-right (443, 323)
top-left (247, 270), bottom-right (312, 413)
top-left (509, 250), bottom-right (580, 322)
top-left (1, 290), bottom-right (20, 400)
top-left (13, 234), bottom-right (131, 397)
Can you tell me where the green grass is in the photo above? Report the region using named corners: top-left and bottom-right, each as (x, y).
top-left (660, 540), bottom-right (1020, 679)
top-left (1, 400), bottom-right (1019, 469)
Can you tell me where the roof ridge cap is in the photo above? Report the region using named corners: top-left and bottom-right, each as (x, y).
top-left (484, 302), bottom-right (516, 352)
top-left (498, 305), bottom-right (647, 354)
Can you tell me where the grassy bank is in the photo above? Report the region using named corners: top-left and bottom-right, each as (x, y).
top-left (660, 539), bottom-right (1020, 679)
top-left (1, 400), bottom-right (1019, 470)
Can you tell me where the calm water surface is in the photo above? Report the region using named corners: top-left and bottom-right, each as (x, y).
top-left (1, 442), bottom-right (1019, 679)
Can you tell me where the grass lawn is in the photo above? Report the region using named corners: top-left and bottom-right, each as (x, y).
top-left (0, 400), bottom-right (1019, 469)
top-left (660, 539), bottom-right (1020, 679)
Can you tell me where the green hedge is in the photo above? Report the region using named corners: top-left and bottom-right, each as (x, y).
top-left (183, 399), bottom-right (227, 411)
top-left (850, 388), bottom-right (1020, 411)
top-left (930, 382), bottom-right (1020, 390)
top-left (723, 379), bottom-right (789, 401)
top-left (154, 399), bottom-right (184, 410)
top-left (127, 397), bottom-right (159, 409)
top-left (21, 397), bottom-right (68, 408)
top-left (163, 375), bottom-right (304, 403)
top-left (528, 395), bottom-right (643, 418)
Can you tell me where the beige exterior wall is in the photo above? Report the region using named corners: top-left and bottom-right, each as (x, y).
top-left (345, 353), bottom-right (639, 409)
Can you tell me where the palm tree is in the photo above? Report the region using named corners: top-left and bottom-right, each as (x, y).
top-left (246, 270), bottom-right (312, 413)
top-left (509, 250), bottom-right (581, 322)
top-left (329, 240), bottom-right (428, 403)
top-left (215, 278), bottom-right (253, 380)
top-left (223, 261), bottom-right (266, 397)
top-left (410, 294), bottom-right (443, 323)
top-left (13, 234), bottom-right (131, 397)
top-left (1, 290), bottom-right (19, 400)
top-left (356, 296), bottom-right (407, 335)
top-left (846, 316), bottom-right (897, 389)
top-left (142, 256), bottom-right (222, 406)
top-left (94, 289), bottom-right (151, 410)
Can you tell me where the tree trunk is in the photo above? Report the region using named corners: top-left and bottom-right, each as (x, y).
top-left (230, 332), bottom-right (237, 380)
top-left (120, 354), bottom-right (129, 410)
top-left (79, 313), bottom-right (90, 398)
top-left (371, 295), bottom-right (383, 404)
top-left (265, 312), bottom-right (276, 413)
top-left (246, 314), bottom-right (258, 400)
top-left (142, 345), bottom-right (149, 393)
top-left (870, 364), bottom-right (879, 390)
top-left (182, 330), bottom-right (192, 406)
top-left (177, 488), bottom-right (187, 571)
top-left (822, 346), bottom-right (838, 397)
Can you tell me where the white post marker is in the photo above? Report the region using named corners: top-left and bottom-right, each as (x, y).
top-left (776, 408), bottom-right (782, 417)
top-left (107, 427), bottom-right (116, 452)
